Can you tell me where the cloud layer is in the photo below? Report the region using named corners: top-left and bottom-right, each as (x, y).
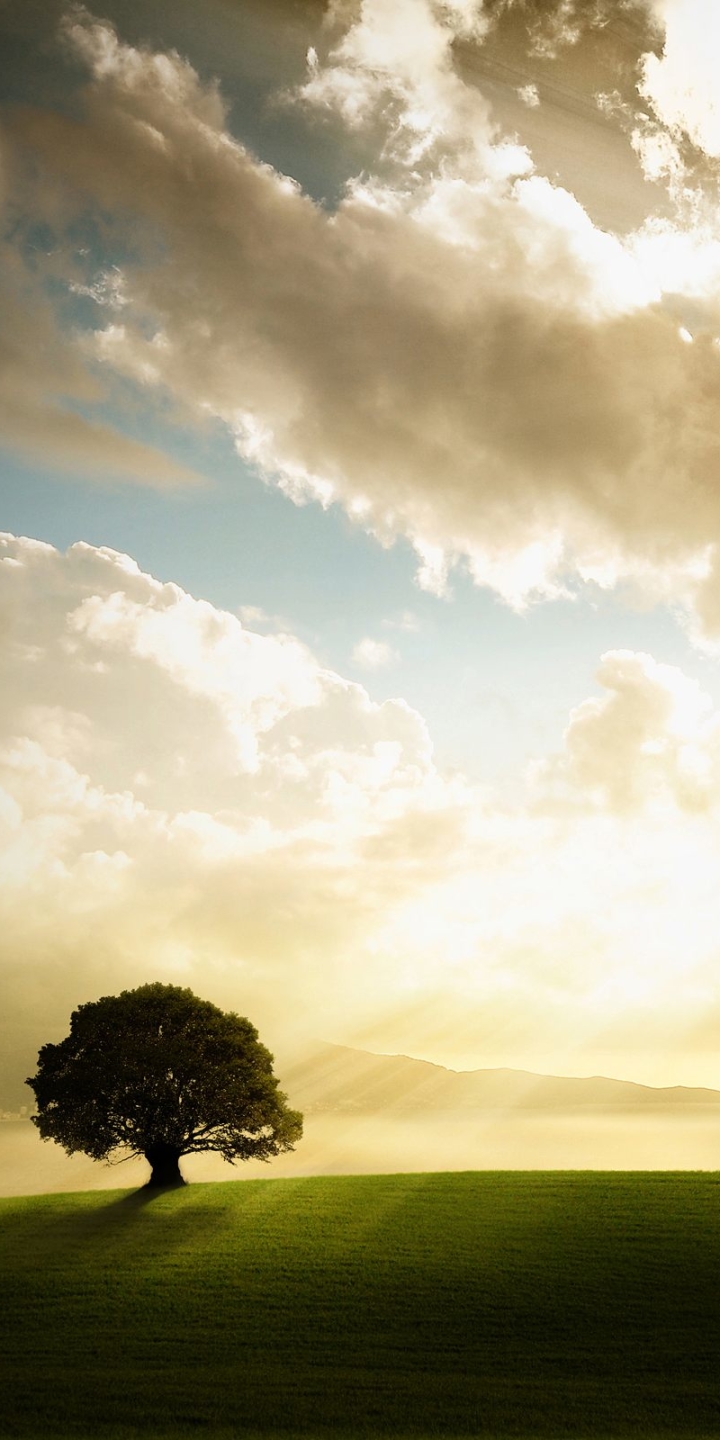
top-left (5, 4), bottom-right (720, 1099)
top-left (0, 138), bottom-right (201, 488)
top-left (5, 4), bottom-right (720, 627)
top-left (3, 532), bottom-right (720, 1094)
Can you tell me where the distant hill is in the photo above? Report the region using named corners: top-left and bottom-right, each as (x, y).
top-left (282, 1042), bottom-right (720, 1114)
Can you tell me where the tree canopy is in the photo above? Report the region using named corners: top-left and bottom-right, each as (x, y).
top-left (26, 983), bottom-right (303, 1186)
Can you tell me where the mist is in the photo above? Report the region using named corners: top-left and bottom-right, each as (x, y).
top-left (3, 1110), bottom-right (720, 1198)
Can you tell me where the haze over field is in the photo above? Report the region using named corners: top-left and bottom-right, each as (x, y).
top-left (4, 1043), bottom-right (720, 1193)
top-left (4, 0), bottom-right (720, 1156)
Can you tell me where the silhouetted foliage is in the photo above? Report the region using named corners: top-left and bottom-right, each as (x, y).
top-left (26, 983), bottom-right (303, 1187)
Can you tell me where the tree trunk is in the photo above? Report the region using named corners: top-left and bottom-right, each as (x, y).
top-left (144, 1143), bottom-right (186, 1188)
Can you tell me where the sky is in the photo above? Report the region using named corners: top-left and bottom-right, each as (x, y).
top-left (3, 0), bottom-right (720, 1100)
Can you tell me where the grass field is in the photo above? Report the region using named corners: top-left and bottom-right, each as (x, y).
top-left (2, 1171), bottom-right (720, 1439)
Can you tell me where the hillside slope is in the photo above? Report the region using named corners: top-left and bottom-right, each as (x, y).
top-left (2, 1173), bottom-right (720, 1438)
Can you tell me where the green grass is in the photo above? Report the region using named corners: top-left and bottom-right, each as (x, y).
top-left (2, 1172), bottom-right (720, 1439)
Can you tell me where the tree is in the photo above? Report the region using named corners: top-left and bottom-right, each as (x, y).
top-left (26, 983), bottom-right (303, 1188)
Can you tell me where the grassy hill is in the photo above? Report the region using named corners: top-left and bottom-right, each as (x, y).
top-left (2, 1171), bottom-right (720, 1439)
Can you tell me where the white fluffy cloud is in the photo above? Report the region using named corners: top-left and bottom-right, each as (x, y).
top-left (8, 6), bottom-right (720, 632)
top-left (543, 649), bottom-right (720, 813)
top-left (352, 637), bottom-right (398, 669)
top-left (297, 0), bottom-right (494, 164)
top-left (3, 534), bottom-right (720, 1089)
top-left (641, 0), bottom-right (720, 159)
top-left (0, 532), bottom-right (467, 1060)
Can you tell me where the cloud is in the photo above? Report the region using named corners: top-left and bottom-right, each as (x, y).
top-left (294, 0), bottom-right (494, 163)
top-left (0, 532), bottom-right (468, 1061)
top-left (541, 649), bottom-right (720, 814)
top-left (8, 7), bottom-right (720, 630)
top-left (5, 9), bottom-right (720, 628)
top-left (352, 637), bottom-right (398, 668)
top-left (0, 205), bottom-right (201, 486)
top-left (640, 0), bottom-right (720, 159)
top-left (3, 535), bottom-right (720, 1090)
top-left (518, 84), bottom-right (540, 109)
top-left (7, 5), bottom-right (720, 1094)
top-left (524, 0), bottom-right (583, 59)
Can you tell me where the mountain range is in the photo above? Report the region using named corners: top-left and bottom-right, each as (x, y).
top-left (282, 1043), bottom-right (720, 1115)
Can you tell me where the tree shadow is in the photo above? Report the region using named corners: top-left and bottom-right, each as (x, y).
top-left (115, 1178), bottom-right (186, 1210)
top-left (6, 1177), bottom-right (222, 1257)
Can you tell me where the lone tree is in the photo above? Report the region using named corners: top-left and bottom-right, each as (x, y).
top-left (26, 982), bottom-right (303, 1188)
